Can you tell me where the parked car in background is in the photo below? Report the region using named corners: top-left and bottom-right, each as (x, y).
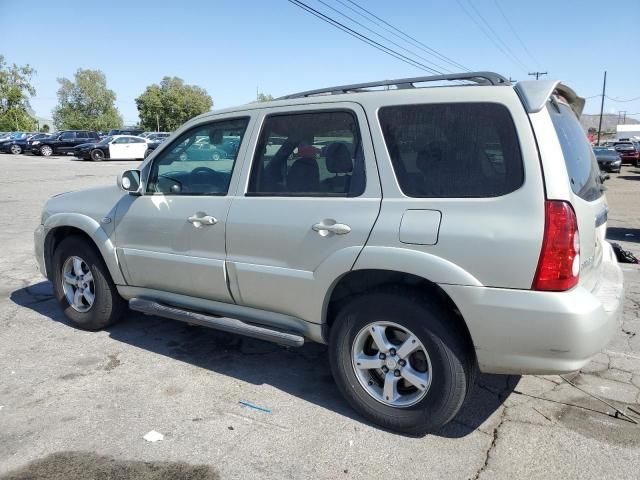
top-left (107, 128), bottom-right (144, 137)
top-left (34, 73), bottom-right (623, 435)
top-left (1, 133), bottom-right (51, 154)
top-left (0, 132), bottom-right (30, 153)
top-left (30, 130), bottom-right (100, 156)
top-left (74, 135), bottom-right (151, 161)
top-left (145, 132), bottom-right (171, 142)
top-left (593, 146), bottom-right (622, 173)
top-left (613, 141), bottom-right (640, 166)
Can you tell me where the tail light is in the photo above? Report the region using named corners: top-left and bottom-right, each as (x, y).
top-left (532, 200), bottom-right (580, 291)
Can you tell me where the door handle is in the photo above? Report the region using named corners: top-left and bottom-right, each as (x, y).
top-left (312, 222), bottom-right (351, 235)
top-left (188, 214), bottom-right (218, 226)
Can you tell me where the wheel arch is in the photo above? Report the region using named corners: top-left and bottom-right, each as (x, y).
top-left (322, 269), bottom-right (476, 356)
top-left (43, 214), bottom-right (125, 285)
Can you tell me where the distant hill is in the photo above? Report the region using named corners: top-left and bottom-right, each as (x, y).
top-left (580, 113), bottom-right (639, 136)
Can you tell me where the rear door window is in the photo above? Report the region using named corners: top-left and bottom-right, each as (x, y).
top-left (547, 101), bottom-right (602, 201)
top-left (378, 103), bottom-right (524, 197)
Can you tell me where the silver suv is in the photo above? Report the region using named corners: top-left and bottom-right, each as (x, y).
top-left (34, 72), bottom-right (623, 434)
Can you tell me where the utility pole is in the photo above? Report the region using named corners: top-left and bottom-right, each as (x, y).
top-left (597, 71), bottom-right (607, 146)
top-left (620, 111), bottom-right (627, 124)
top-left (528, 71), bottom-right (547, 80)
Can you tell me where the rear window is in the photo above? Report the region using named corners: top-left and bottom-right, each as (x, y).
top-left (614, 142), bottom-right (634, 150)
top-left (547, 101), bottom-right (602, 201)
top-left (378, 103), bottom-right (523, 197)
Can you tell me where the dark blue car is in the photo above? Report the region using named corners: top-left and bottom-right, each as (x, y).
top-left (0, 133), bottom-right (50, 154)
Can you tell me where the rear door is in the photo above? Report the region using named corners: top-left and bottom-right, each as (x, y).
top-left (225, 104), bottom-right (381, 323)
top-left (546, 100), bottom-right (606, 291)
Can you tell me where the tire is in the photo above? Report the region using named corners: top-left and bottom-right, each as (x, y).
top-left (10, 144), bottom-right (22, 155)
top-left (40, 145), bottom-right (53, 157)
top-left (211, 151), bottom-right (221, 161)
top-left (91, 149), bottom-right (104, 162)
top-left (52, 236), bottom-right (126, 330)
top-left (143, 148), bottom-right (150, 159)
top-left (329, 288), bottom-right (476, 435)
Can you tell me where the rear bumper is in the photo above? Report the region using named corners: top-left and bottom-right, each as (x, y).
top-left (441, 242), bottom-right (623, 374)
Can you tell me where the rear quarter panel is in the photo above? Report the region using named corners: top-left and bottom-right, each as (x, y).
top-left (356, 87), bottom-right (545, 289)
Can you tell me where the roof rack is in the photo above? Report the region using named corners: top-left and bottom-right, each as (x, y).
top-left (279, 72), bottom-right (510, 100)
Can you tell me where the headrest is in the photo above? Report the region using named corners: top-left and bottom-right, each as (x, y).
top-left (325, 142), bottom-right (353, 174)
top-left (416, 141), bottom-right (445, 175)
top-left (287, 156), bottom-right (320, 192)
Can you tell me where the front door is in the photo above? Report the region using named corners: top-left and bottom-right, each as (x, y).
top-left (115, 116), bottom-right (253, 302)
top-left (109, 137), bottom-right (130, 159)
top-left (226, 105), bottom-right (381, 323)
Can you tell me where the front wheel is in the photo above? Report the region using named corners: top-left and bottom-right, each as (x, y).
top-left (52, 237), bottom-right (126, 330)
top-left (10, 144), bottom-right (22, 154)
top-left (91, 149), bottom-right (105, 162)
top-left (329, 289), bottom-right (476, 435)
top-left (40, 145), bottom-right (53, 156)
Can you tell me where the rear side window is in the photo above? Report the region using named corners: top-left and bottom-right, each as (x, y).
top-left (547, 101), bottom-right (602, 201)
top-left (378, 103), bottom-right (523, 197)
top-left (248, 110), bottom-right (365, 197)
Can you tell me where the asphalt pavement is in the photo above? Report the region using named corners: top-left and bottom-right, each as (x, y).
top-left (0, 154), bottom-right (639, 479)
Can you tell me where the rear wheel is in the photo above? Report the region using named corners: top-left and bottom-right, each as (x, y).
top-left (52, 237), bottom-right (125, 330)
top-left (91, 149), bottom-right (105, 162)
top-left (10, 144), bottom-right (22, 154)
top-left (329, 289), bottom-right (475, 435)
top-left (40, 145), bottom-right (53, 156)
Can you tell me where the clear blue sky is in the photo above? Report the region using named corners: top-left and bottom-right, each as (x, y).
top-left (2, 0), bottom-right (639, 125)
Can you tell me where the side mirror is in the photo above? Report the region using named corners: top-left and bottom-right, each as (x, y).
top-left (117, 170), bottom-right (142, 194)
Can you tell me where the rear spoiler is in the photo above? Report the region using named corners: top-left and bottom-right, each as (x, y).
top-left (515, 80), bottom-right (585, 118)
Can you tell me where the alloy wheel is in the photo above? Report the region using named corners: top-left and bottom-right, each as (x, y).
top-left (351, 321), bottom-right (432, 407)
top-left (61, 256), bottom-right (96, 313)
top-left (10, 144), bottom-right (22, 154)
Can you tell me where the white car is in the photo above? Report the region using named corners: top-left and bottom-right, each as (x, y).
top-left (75, 135), bottom-right (151, 161)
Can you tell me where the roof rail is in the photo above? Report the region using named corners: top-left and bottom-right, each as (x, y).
top-left (278, 72), bottom-right (510, 99)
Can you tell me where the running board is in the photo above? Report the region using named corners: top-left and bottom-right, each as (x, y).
top-left (129, 298), bottom-right (305, 348)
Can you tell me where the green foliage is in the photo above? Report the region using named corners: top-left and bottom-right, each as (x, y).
top-left (40, 124), bottom-right (50, 133)
top-left (0, 55), bottom-right (37, 130)
top-left (52, 69), bottom-right (123, 131)
top-left (136, 76), bottom-right (213, 131)
top-left (255, 92), bottom-right (274, 102)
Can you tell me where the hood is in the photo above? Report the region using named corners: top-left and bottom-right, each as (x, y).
top-left (43, 184), bottom-right (127, 226)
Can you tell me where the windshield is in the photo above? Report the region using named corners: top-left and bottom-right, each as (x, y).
top-left (98, 136), bottom-right (113, 145)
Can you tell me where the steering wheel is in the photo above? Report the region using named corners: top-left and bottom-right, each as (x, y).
top-left (190, 166), bottom-right (226, 192)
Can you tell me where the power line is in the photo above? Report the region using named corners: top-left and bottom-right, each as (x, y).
top-left (339, 0), bottom-right (471, 72)
top-left (288, 0), bottom-right (443, 75)
top-left (455, 0), bottom-right (528, 73)
top-left (605, 95), bottom-right (640, 103)
top-left (493, 1), bottom-right (540, 68)
top-left (316, 0), bottom-right (455, 74)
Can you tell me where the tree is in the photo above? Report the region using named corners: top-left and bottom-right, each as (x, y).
top-left (255, 92), bottom-right (274, 102)
top-left (136, 76), bottom-right (212, 131)
top-left (40, 124), bottom-right (50, 133)
top-left (0, 55), bottom-right (37, 131)
top-left (52, 69), bottom-right (122, 131)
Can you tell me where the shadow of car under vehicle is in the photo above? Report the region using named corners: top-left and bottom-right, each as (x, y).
top-left (10, 281), bottom-right (516, 438)
top-left (606, 227), bottom-right (640, 244)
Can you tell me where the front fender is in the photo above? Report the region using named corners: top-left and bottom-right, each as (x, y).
top-left (43, 213), bottom-right (126, 285)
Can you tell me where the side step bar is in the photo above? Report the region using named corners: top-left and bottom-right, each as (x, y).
top-left (129, 298), bottom-right (305, 348)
